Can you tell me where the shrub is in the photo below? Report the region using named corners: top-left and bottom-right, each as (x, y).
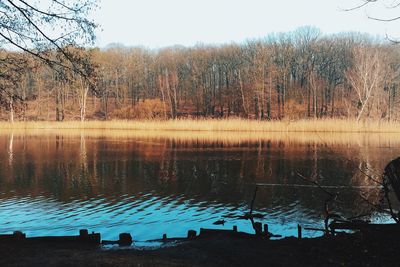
top-left (111, 99), bottom-right (169, 120)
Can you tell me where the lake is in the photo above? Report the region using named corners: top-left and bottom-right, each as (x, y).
top-left (0, 130), bottom-right (399, 243)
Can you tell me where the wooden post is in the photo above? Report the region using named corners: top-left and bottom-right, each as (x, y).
top-left (298, 225), bottom-right (302, 239)
top-left (254, 222), bottom-right (262, 235)
top-left (79, 229), bottom-right (88, 236)
top-left (13, 231), bottom-right (26, 240)
top-left (330, 227), bottom-right (336, 236)
top-left (187, 230), bottom-right (196, 239)
top-left (264, 224), bottom-right (270, 239)
top-left (118, 233), bottom-right (132, 246)
top-left (264, 224), bottom-right (268, 234)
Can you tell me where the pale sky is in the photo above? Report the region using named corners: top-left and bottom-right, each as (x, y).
top-left (93, 0), bottom-right (400, 48)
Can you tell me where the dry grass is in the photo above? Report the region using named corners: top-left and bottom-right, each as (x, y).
top-left (2, 128), bottom-right (400, 148)
top-left (1, 118), bottom-right (400, 133)
top-left (1, 119), bottom-right (400, 147)
top-left (15, 130), bottom-right (400, 146)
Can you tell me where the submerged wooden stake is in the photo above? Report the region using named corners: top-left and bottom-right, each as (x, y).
top-left (118, 233), bottom-right (132, 246)
top-left (187, 230), bottom-right (196, 239)
top-left (298, 225), bottom-right (302, 239)
top-left (254, 222), bottom-right (262, 235)
top-left (79, 229), bottom-right (88, 236)
top-left (264, 224), bottom-right (268, 233)
top-left (264, 224), bottom-right (270, 239)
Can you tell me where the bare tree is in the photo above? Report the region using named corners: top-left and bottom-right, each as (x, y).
top-left (70, 48), bottom-right (98, 121)
top-left (0, 0), bottom-right (97, 63)
top-left (344, 0), bottom-right (400, 21)
top-left (0, 51), bottom-right (29, 122)
top-left (0, 0), bottom-right (98, 110)
top-left (346, 45), bottom-right (385, 122)
top-left (343, 0), bottom-right (400, 41)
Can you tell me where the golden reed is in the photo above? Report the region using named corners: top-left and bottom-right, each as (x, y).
top-left (1, 118), bottom-right (400, 133)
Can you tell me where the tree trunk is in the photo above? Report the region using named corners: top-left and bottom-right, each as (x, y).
top-left (158, 74), bottom-right (168, 119)
top-left (80, 86), bottom-right (89, 122)
top-left (331, 86), bottom-right (335, 118)
top-left (238, 70), bottom-right (248, 117)
top-left (267, 75), bottom-right (272, 120)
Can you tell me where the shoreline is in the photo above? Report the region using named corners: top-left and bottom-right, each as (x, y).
top-left (2, 119), bottom-right (400, 146)
top-left (1, 231), bottom-right (399, 266)
top-left (1, 118), bottom-right (400, 133)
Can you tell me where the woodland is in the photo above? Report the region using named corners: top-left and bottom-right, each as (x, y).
top-left (0, 0), bottom-right (399, 124)
top-left (1, 29), bottom-right (400, 123)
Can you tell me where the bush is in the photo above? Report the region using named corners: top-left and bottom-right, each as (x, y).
top-left (285, 99), bottom-right (306, 119)
top-left (111, 99), bottom-right (169, 120)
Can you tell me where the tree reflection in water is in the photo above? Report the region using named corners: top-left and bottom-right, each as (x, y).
top-left (0, 131), bottom-right (399, 240)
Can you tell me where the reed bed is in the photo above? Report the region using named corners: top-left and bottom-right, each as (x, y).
top-left (3, 129), bottom-right (400, 147)
top-left (1, 119), bottom-right (400, 147)
top-left (1, 118), bottom-right (400, 133)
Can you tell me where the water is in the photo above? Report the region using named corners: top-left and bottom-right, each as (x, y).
top-left (0, 130), bottom-right (399, 242)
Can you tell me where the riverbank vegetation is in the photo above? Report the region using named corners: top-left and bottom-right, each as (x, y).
top-left (2, 118), bottom-right (400, 133)
top-left (1, 27), bottom-right (400, 124)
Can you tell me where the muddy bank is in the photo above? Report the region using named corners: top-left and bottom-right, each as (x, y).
top-left (1, 231), bottom-right (399, 267)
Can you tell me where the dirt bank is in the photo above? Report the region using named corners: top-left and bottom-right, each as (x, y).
top-left (1, 231), bottom-right (399, 267)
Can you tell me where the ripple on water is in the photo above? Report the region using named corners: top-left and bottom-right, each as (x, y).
top-left (0, 190), bottom-right (388, 241)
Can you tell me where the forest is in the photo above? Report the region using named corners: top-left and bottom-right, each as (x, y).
top-left (1, 26), bottom-right (399, 122)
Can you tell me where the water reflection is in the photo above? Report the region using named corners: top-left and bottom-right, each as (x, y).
top-left (0, 131), bottom-right (399, 240)
top-left (8, 132), bottom-right (13, 166)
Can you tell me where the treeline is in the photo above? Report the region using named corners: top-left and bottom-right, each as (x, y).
top-left (1, 27), bottom-right (400, 122)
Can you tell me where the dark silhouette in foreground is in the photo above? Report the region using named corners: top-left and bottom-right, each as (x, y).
top-left (1, 229), bottom-right (400, 267)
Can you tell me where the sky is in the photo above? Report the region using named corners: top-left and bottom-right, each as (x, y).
top-left (93, 0), bottom-right (400, 48)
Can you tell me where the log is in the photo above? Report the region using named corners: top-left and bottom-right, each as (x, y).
top-left (199, 228), bottom-right (236, 237)
top-left (30, 233), bottom-right (100, 245)
top-left (0, 231), bottom-right (26, 241)
top-left (330, 222), bottom-right (400, 235)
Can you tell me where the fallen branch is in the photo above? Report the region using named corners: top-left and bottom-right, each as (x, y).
top-left (296, 172), bottom-right (335, 197)
top-left (249, 187), bottom-right (258, 217)
top-left (297, 172), bottom-right (344, 233)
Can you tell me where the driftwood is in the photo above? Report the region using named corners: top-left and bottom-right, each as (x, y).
top-left (248, 187), bottom-right (260, 235)
top-left (298, 153), bottom-right (400, 236)
top-left (296, 172), bottom-right (345, 233)
top-left (329, 222), bottom-right (400, 237)
top-left (0, 229), bottom-right (100, 245)
top-left (327, 157), bottom-right (400, 234)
